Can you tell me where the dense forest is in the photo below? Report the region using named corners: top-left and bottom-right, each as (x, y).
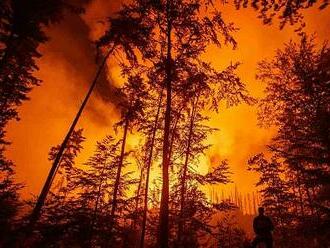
top-left (0, 0), bottom-right (329, 247)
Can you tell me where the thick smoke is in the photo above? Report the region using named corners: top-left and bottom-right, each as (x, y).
top-left (5, 0), bottom-right (330, 197)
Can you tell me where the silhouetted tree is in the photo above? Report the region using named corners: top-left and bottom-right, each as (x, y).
top-left (0, 0), bottom-right (83, 229)
top-left (98, 1), bottom-right (252, 247)
top-left (0, 0), bottom-right (82, 145)
top-left (34, 132), bottom-right (138, 247)
top-left (48, 129), bottom-right (85, 193)
top-left (175, 59), bottom-right (254, 247)
top-left (76, 136), bottom-right (120, 247)
top-left (106, 73), bottom-right (148, 243)
top-left (254, 35), bottom-right (330, 247)
top-left (73, 135), bottom-right (135, 247)
top-left (138, 91), bottom-right (164, 248)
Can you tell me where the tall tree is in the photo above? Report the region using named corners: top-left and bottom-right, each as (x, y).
top-left (109, 73), bottom-right (148, 239)
top-left (255, 35), bottom-right (330, 246)
top-left (175, 59), bottom-right (254, 247)
top-left (139, 91), bottom-right (164, 248)
top-left (98, 1), bottom-right (252, 247)
top-left (79, 136), bottom-right (120, 246)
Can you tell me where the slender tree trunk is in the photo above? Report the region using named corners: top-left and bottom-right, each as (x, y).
top-left (111, 117), bottom-right (129, 221)
top-left (132, 164), bottom-right (144, 229)
top-left (177, 98), bottom-right (197, 247)
top-left (140, 92), bottom-right (163, 248)
top-left (29, 46), bottom-right (114, 226)
top-left (159, 1), bottom-right (172, 247)
top-left (104, 117), bottom-right (129, 247)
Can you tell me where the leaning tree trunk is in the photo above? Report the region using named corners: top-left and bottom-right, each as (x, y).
top-left (177, 98), bottom-right (197, 247)
top-left (159, 1), bottom-right (172, 247)
top-left (29, 46), bottom-right (114, 226)
top-left (140, 92), bottom-right (163, 248)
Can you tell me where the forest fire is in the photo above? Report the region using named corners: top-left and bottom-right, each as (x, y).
top-left (1, 0), bottom-right (329, 247)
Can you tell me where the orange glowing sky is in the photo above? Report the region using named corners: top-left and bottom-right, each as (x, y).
top-left (5, 1), bottom-right (330, 199)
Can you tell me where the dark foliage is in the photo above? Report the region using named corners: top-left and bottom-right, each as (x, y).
top-left (233, 0), bottom-right (329, 30)
top-left (251, 35), bottom-right (330, 247)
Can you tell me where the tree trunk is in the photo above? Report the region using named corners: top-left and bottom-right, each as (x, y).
top-left (140, 92), bottom-right (163, 248)
top-left (110, 117), bottom-right (129, 227)
top-left (177, 98), bottom-right (197, 246)
top-left (132, 164), bottom-right (144, 229)
top-left (29, 46), bottom-right (114, 226)
top-left (159, 1), bottom-right (172, 247)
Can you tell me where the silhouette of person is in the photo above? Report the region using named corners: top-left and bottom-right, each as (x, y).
top-left (251, 207), bottom-right (274, 248)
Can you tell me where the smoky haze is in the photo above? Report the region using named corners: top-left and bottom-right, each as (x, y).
top-left (5, 0), bottom-right (330, 198)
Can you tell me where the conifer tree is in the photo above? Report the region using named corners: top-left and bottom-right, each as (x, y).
top-left (36, 132), bottom-right (138, 247)
top-left (74, 135), bottom-right (135, 247)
